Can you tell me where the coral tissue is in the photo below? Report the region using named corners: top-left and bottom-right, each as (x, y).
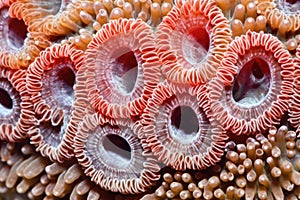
top-left (1, 0), bottom-right (300, 200)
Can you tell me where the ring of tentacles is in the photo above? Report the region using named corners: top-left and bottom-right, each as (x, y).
top-left (138, 81), bottom-right (228, 171)
top-left (209, 31), bottom-right (294, 135)
top-left (0, 67), bottom-right (32, 142)
top-left (74, 113), bottom-right (161, 194)
top-left (81, 18), bottom-right (161, 119)
top-left (26, 44), bottom-right (84, 162)
top-left (156, 0), bottom-right (232, 85)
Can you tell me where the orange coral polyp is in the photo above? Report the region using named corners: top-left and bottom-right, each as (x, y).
top-left (0, 7), bottom-right (51, 69)
top-left (26, 44), bottom-right (84, 162)
top-left (83, 18), bottom-right (160, 119)
top-left (156, 0), bottom-right (232, 85)
top-left (139, 81), bottom-right (228, 171)
top-left (9, 0), bottom-right (82, 36)
top-left (209, 31), bottom-right (294, 135)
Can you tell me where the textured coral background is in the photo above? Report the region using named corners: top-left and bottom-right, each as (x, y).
top-left (1, 0), bottom-right (300, 199)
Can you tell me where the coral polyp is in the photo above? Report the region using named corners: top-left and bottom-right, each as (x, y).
top-left (209, 31), bottom-right (294, 135)
top-left (0, 67), bottom-right (32, 142)
top-left (0, 6), bottom-right (51, 69)
top-left (9, 0), bottom-right (83, 36)
top-left (2, 0), bottom-right (300, 199)
top-left (82, 18), bottom-right (160, 119)
top-left (156, 0), bottom-right (232, 84)
top-left (150, 125), bottom-right (300, 200)
top-left (74, 114), bottom-right (161, 194)
top-left (26, 44), bottom-right (84, 162)
top-left (139, 82), bottom-right (228, 171)
top-left (289, 45), bottom-right (300, 130)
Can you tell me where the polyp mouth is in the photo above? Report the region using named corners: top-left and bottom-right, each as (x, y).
top-left (182, 27), bottom-right (210, 65)
top-left (170, 105), bottom-right (199, 144)
top-left (0, 8), bottom-right (27, 50)
top-left (102, 134), bottom-right (132, 168)
top-left (110, 49), bottom-right (138, 95)
top-left (232, 57), bottom-right (271, 108)
top-left (0, 87), bottom-right (12, 111)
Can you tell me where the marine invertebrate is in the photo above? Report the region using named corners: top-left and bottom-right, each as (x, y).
top-left (139, 81), bottom-right (228, 171)
top-left (0, 141), bottom-right (109, 199)
top-left (216, 0), bottom-right (269, 38)
top-left (83, 18), bottom-right (160, 119)
top-left (26, 44), bottom-right (84, 162)
top-left (149, 125), bottom-right (300, 200)
top-left (256, 0), bottom-right (300, 38)
top-left (9, 0), bottom-right (84, 36)
top-left (156, 0), bottom-right (232, 85)
top-left (91, 0), bottom-right (173, 30)
top-left (0, 141), bottom-right (35, 199)
top-left (4, 0), bottom-right (300, 199)
top-left (289, 44), bottom-right (300, 129)
top-left (0, 0), bottom-right (15, 8)
top-left (285, 37), bottom-right (298, 51)
top-left (209, 31), bottom-right (294, 135)
top-left (0, 67), bottom-right (33, 142)
top-left (230, 3), bottom-right (268, 38)
top-left (62, 0), bottom-right (174, 51)
top-left (74, 113), bottom-right (161, 194)
top-left (67, 28), bottom-right (94, 50)
top-left (220, 126), bottom-right (300, 199)
top-left (140, 162), bottom-right (229, 200)
top-left (0, 6), bottom-right (51, 69)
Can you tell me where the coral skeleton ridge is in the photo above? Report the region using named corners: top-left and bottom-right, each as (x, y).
top-left (1, 0), bottom-right (300, 199)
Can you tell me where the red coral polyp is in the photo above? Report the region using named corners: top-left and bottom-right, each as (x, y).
top-left (209, 31), bottom-right (294, 135)
top-left (26, 44), bottom-right (84, 162)
top-left (83, 18), bottom-right (160, 119)
top-left (139, 81), bottom-right (228, 171)
top-left (156, 0), bottom-right (231, 85)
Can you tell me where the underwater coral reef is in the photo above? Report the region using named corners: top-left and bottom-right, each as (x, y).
top-left (1, 0), bottom-right (300, 199)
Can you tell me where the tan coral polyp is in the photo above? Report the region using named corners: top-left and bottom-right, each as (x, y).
top-left (26, 44), bottom-right (84, 162)
top-left (263, 1), bottom-right (300, 36)
top-left (139, 81), bottom-right (228, 171)
top-left (0, 68), bottom-right (33, 142)
top-left (83, 18), bottom-right (160, 119)
top-left (209, 31), bottom-right (294, 135)
top-left (156, 0), bottom-right (231, 85)
top-left (74, 114), bottom-right (160, 194)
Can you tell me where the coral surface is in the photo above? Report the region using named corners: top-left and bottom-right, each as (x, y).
top-left (1, 0), bottom-right (300, 200)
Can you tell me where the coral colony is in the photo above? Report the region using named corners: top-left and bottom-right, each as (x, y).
top-left (1, 0), bottom-right (300, 199)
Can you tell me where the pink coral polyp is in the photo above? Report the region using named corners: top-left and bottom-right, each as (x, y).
top-left (209, 31), bottom-right (294, 135)
top-left (26, 44), bottom-right (84, 162)
top-left (0, 67), bottom-right (32, 142)
top-left (83, 18), bottom-right (160, 119)
top-left (74, 114), bottom-right (160, 194)
top-left (139, 82), bottom-right (228, 171)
